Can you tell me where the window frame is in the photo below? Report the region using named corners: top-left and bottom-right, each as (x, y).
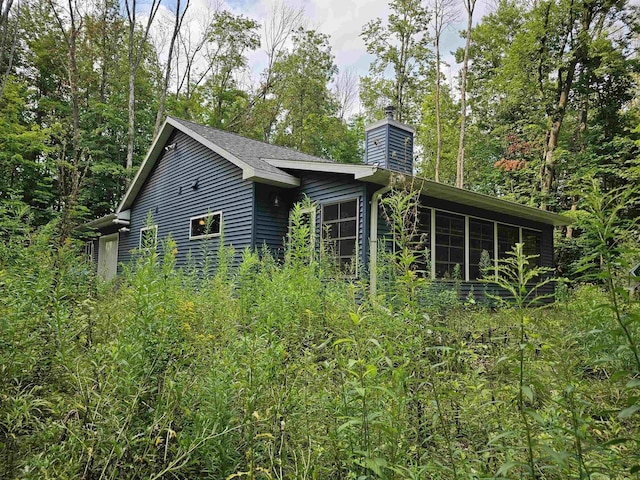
top-left (434, 210), bottom-right (466, 280)
top-left (189, 211), bottom-right (223, 240)
top-left (139, 225), bottom-right (158, 248)
top-left (321, 196), bottom-right (360, 277)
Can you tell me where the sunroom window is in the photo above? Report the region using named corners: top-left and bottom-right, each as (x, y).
top-left (522, 228), bottom-right (542, 265)
top-left (469, 218), bottom-right (494, 279)
top-left (497, 223), bottom-right (519, 259)
top-left (435, 211), bottom-right (465, 279)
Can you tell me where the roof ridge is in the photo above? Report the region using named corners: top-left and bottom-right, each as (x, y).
top-left (167, 116), bottom-right (333, 163)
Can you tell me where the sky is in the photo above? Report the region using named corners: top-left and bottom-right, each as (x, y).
top-left (157, 0), bottom-right (493, 98)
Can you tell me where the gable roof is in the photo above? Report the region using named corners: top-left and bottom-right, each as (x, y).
top-left (117, 116), bottom-right (570, 227)
top-left (118, 116), bottom-right (331, 212)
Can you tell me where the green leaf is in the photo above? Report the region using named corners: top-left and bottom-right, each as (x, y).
top-left (618, 404), bottom-right (640, 419)
top-left (521, 385), bottom-right (534, 402)
top-left (626, 378), bottom-right (640, 389)
top-left (496, 460), bottom-right (523, 476)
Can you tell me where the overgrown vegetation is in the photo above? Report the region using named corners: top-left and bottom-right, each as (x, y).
top-left (1, 183), bottom-right (639, 479)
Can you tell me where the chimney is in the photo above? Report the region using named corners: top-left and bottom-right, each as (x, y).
top-left (364, 105), bottom-right (415, 175)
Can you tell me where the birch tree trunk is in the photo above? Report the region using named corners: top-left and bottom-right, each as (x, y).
top-left (455, 0), bottom-right (475, 189)
top-left (153, 0), bottom-right (189, 137)
top-left (125, 0), bottom-right (161, 176)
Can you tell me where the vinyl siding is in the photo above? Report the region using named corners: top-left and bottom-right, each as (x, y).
top-left (297, 172), bottom-right (366, 272)
top-left (387, 127), bottom-right (413, 174)
top-left (254, 183), bottom-right (292, 258)
top-left (118, 130), bottom-right (254, 271)
top-left (365, 124), bottom-right (413, 175)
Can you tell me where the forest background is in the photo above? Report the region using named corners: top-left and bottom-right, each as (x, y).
top-left (1, 0), bottom-right (638, 261)
top-left (2, 1), bottom-right (640, 478)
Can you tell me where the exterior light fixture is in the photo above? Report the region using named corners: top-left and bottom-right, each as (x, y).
top-left (269, 192), bottom-right (282, 207)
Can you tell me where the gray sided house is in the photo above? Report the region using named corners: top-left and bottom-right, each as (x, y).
top-left (87, 113), bottom-right (570, 299)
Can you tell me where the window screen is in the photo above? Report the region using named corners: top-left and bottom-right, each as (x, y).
top-left (435, 211), bottom-right (465, 279)
top-left (469, 218), bottom-right (494, 279)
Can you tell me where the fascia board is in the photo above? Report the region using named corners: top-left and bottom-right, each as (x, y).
top-left (118, 119), bottom-right (174, 212)
top-left (264, 158), bottom-right (378, 180)
top-left (418, 180), bottom-right (572, 226)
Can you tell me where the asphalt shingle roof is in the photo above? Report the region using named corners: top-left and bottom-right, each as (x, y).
top-left (169, 117), bottom-right (334, 175)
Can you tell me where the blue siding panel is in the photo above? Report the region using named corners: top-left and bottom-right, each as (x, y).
top-left (365, 125), bottom-right (388, 168)
top-left (254, 183), bottom-right (291, 258)
top-left (118, 130), bottom-right (254, 271)
top-left (387, 127), bottom-right (413, 174)
top-left (365, 123), bottom-right (413, 175)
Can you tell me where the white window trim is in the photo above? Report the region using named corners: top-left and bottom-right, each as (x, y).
top-left (321, 196), bottom-right (360, 277)
top-left (189, 211), bottom-right (223, 240)
top-left (139, 225), bottom-right (158, 248)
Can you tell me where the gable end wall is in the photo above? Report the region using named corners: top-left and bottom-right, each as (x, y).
top-left (118, 130), bottom-right (254, 271)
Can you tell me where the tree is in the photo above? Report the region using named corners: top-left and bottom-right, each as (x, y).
top-left (153, 0), bottom-right (189, 136)
top-left (0, 0), bottom-right (19, 101)
top-left (455, 0), bottom-right (477, 188)
top-left (360, 0), bottom-right (432, 125)
top-left (198, 10), bottom-right (260, 129)
top-left (463, 0), bottom-right (638, 212)
top-left (46, 0), bottom-right (87, 239)
top-left (124, 0), bottom-right (161, 175)
top-left (269, 28), bottom-right (360, 163)
top-left (417, 83), bottom-right (460, 182)
top-left (429, 0), bottom-right (458, 182)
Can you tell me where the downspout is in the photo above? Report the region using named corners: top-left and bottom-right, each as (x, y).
top-left (369, 184), bottom-right (391, 297)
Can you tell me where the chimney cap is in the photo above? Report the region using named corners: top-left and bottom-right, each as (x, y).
top-left (384, 105), bottom-right (396, 120)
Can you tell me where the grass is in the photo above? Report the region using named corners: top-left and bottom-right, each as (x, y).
top-left (1, 199), bottom-right (639, 478)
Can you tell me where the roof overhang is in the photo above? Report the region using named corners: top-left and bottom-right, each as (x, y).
top-left (265, 159), bottom-right (571, 227)
top-left (84, 209), bottom-right (131, 230)
top-left (117, 117), bottom-right (299, 212)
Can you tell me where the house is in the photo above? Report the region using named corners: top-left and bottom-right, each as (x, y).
top-left (87, 108), bottom-right (570, 299)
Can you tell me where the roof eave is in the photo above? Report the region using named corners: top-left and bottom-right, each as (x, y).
top-left (265, 159), bottom-right (571, 226)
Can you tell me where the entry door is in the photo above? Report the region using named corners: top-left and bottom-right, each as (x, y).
top-left (98, 233), bottom-right (119, 280)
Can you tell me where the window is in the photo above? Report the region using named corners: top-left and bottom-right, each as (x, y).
top-left (190, 212), bottom-right (222, 240)
top-left (84, 241), bottom-right (94, 261)
top-left (469, 218), bottom-right (494, 279)
top-left (139, 225), bottom-right (158, 248)
top-left (522, 228), bottom-right (541, 265)
top-left (497, 223), bottom-right (519, 259)
top-left (435, 211), bottom-right (465, 279)
top-left (322, 198), bottom-right (359, 273)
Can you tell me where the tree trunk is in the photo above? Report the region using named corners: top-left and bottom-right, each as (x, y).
top-left (0, 0), bottom-right (17, 101)
top-left (125, 0), bottom-right (161, 177)
top-left (455, 0), bottom-right (475, 189)
top-left (434, 34), bottom-right (442, 183)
